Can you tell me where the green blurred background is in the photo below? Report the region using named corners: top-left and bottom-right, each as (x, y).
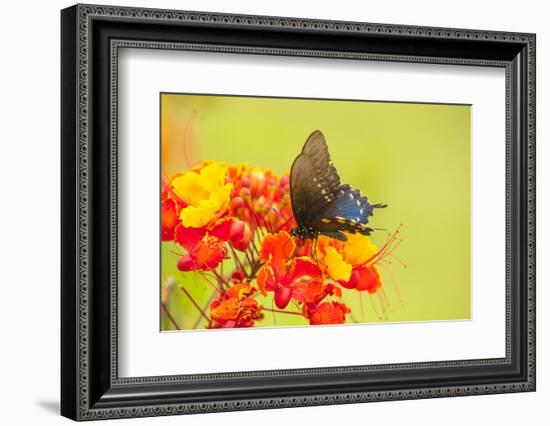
top-left (161, 93), bottom-right (471, 330)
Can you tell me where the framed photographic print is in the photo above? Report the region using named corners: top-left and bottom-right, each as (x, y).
top-left (61, 4), bottom-right (536, 421)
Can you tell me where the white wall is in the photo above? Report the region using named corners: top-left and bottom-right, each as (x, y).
top-left (0, 0), bottom-right (546, 424)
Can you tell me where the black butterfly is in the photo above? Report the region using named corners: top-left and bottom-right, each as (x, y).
top-left (290, 130), bottom-right (386, 242)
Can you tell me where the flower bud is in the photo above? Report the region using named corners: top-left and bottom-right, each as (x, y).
top-left (239, 187), bottom-right (251, 201)
top-left (267, 176), bottom-right (277, 189)
top-left (230, 196), bottom-right (245, 213)
top-left (177, 254), bottom-right (195, 271)
top-left (231, 270), bottom-right (247, 282)
top-left (274, 287), bottom-right (292, 309)
top-left (161, 198), bottom-right (178, 241)
top-left (250, 169), bottom-right (266, 196)
top-left (229, 221), bottom-right (251, 252)
top-left (240, 176), bottom-right (250, 188)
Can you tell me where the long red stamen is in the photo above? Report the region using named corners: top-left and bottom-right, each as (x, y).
top-left (182, 112), bottom-right (196, 170)
top-left (377, 262), bottom-right (404, 307)
top-left (364, 225), bottom-right (404, 266)
top-left (369, 294), bottom-right (382, 320)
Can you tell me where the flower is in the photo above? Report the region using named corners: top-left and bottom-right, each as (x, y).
top-left (161, 155), bottom-right (400, 330)
top-left (341, 265), bottom-right (382, 293)
top-left (171, 162), bottom-right (233, 228)
top-left (173, 218), bottom-right (234, 272)
top-left (305, 301), bottom-right (350, 325)
top-left (257, 231), bottom-right (321, 309)
top-left (228, 166), bottom-right (295, 235)
top-left (293, 281), bottom-right (342, 305)
top-left (176, 235), bottom-right (227, 272)
top-left (210, 282), bottom-right (263, 328)
top-left (316, 232), bottom-right (382, 293)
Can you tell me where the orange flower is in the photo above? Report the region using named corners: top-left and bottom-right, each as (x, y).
top-left (210, 282), bottom-right (263, 328)
top-left (305, 301), bottom-right (350, 325)
top-left (176, 236), bottom-right (227, 272)
top-left (257, 231), bottom-right (321, 309)
top-left (292, 281), bottom-right (342, 305)
top-left (315, 232), bottom-right (384, 294)
top-left (174, 222), bottom-right (229, 272)
top-left (316, 233), bottom-right (377, 281)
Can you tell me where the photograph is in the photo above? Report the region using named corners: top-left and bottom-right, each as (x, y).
top-left (160, 93), bottom-right (472, 331)
top-left (57, 3), bottom-right (536, 420)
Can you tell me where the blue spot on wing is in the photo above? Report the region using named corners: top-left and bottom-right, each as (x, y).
top-left (324, 184), bottom-right (385, 224)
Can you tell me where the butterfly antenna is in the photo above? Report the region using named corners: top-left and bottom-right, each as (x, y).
top-left (282, 233), bottom-right (296, 256)
top-left (276, 215), bottom-right (293, 232)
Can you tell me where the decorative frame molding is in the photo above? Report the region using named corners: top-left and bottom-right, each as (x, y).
top-left (61, 3), bottom-right (535, 421)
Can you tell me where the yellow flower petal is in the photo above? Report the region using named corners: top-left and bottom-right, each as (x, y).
top-left (172, 172), bottom-right (209, 206)
top-left (180, 183), bottom-right (232, 228)
top-left (324, 246), bottom-right (352, 282)
top-left (198, 162), bottom-right (227, 192)
top-left (173, 161), bottom-right (232, 228)
top-left (342, 233), bottom-right (378, 266)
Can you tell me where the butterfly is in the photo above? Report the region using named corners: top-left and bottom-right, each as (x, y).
top-left (289, 130), bottom-right (386, 242)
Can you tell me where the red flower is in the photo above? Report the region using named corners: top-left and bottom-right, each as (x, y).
top-left (174, 223), bottom-right (228, 272)
top-left (177, 237), bottom-right (227, 272)
top-left (257, 231), bottom-right (321, 309)
top-left (340, 265), bottom-right (381, 294)
top-left (210, 282), bottom-right (263, 328)
top-left (305, 301), bottom-right (350, 325)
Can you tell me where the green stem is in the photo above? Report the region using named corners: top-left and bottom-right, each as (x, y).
top-left (161, 302), bottom-right (182, 330)
top-left (263, 307), bottom-right (304, 316)
top-left (180, 285), bottom-right (210, 323)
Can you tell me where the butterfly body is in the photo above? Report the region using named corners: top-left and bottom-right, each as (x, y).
top-left (289, 130), bottom-right (386, 242)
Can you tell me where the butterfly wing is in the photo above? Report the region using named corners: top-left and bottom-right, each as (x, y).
top-left (312, 184), bottom-right (387, 236)
top-left (290, 130), bottom-right (342, 228)
top-left (290, 130), bottom-right (386, 239)
top-left (289, 153), bottom-right (312, 228)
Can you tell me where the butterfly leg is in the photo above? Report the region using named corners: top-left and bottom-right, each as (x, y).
top-left (311, 237), bottom-right (320, 265)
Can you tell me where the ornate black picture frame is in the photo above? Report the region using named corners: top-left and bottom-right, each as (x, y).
top-left (61, 3), bottom-right (536, 421)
